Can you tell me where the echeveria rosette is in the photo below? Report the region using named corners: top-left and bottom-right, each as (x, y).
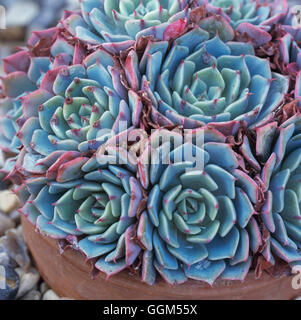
top-left (0, 84), bottom-right (23, 180)
top-left (190, 0), bottom-right (288, 48)
top-left (192, 0), bottom-right (288, 29)
top-left (13, 47), bottom-right (142, 181)
top-left (60, 0), bottom-right (190, 45)
top-left (241, 107), bottom-right (301, 273)
top-left (17, 143), bottom-right (144, 277)
top-left (136, 126), bottom-right (265, 285)
top-left (0, 27), bottom-right (85, 181)
top-left (124, 28), bottom-right (289, 130)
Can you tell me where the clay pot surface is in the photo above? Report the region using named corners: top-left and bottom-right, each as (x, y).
top-left (21, 216), bottom-right (301, 300)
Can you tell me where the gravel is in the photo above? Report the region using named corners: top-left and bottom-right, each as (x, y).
top-left (0, 189), bottom-right (73, 300)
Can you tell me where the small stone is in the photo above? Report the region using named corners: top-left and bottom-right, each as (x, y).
top-left (16, 267), bottom-right (40, 299)
top-left (16, 225), bottom-right (24, 240)
top-left (21, 289), bottom-right (41, 300)
top-left (14, 267), bottom-right (25, 278)
top-left (39, 282), bottom-right (50, 295)
top-left (42, 289), bottom-right (60, 300)
top-left (0, 265), bottom-right (19, 300)
top-left (0, 213), bottom-right (15, 236)
top-left (0, 229), bottom-right (30, 269)
top-left (6, 1), bottom-right (39, 27)
top-left (0, 190), bottom-right (20, 214)
top-left (9, 211), bottom-right (20, 224)
top-left (0, 252), bottom-right (10, 266)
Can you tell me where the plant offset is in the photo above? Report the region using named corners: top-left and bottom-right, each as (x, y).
top-left (0, 0), bottom-right (300, 286)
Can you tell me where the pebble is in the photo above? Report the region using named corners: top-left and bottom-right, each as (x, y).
top-left (0, 213), bottom-right (15, 236)
top-left (14, 267), bottom-right (25, 279)
top-left (0, 229), bottom-right (30, 269)
top-left (9, 211), bottom-right (20, 224)
top-left (40, 282), bottom-right (50, 295)
top-left (16, 225), bottom-right (24, 240)
top-left (0, 252), bottom-right (10, 266)
top-left (0, 190), bottom-right (20, 214)
top-left (0, 265), bottom-right (19, 300)
top-left (21, 289), bottom-right (41, 300)
top-left (16, 267), bottom-right (40, 299)
top-left (5, 1), bottom-right (40, 27)
top-left (42, 289), bottom-right (60, 300)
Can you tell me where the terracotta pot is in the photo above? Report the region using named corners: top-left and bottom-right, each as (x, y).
top-left (21, 216), bottom-right (301, 300)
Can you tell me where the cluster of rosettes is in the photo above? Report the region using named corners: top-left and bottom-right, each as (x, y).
top-left (0, 0), bottom-right (300, 286)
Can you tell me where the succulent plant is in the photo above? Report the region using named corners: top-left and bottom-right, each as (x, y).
top-left (124, 28), bottom-right (289, 129)
top-left (0, 27), bottom-right (83, 181)
top-left (0, 0), bottom-right (300, 287)
top-left (5, 41), bottom-right (143, 182)
top-left (136, 124), bottom-right (264, 285)
top-left (189, 0), bottom-right (289, 50)
top-left (244, 102), bottom-right (301, 275)
top-left (0, 81), bottom-right (22, 181)
top-left (17, 129), bottom-right (144, 276)
top-left (192, 0), bottom-right (288, 28)
top-left (60, 0), bottom-right (190, 45)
